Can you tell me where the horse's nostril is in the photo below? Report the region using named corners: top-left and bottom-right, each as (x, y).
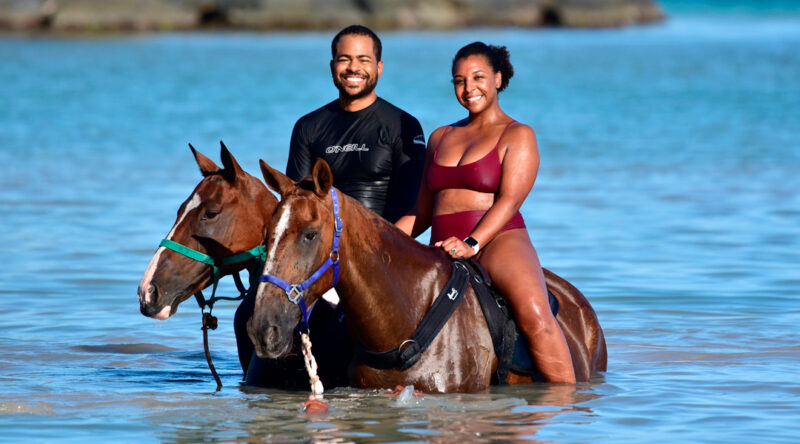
top-left (139, 284), bottom-right (159, 310)
top-left (265, 325), bottom-right (279, 344)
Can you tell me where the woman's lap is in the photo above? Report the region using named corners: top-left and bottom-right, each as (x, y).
top-left (477, 229), bottom-right (552, 322)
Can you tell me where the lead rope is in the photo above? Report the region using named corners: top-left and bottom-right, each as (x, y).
top-left (201, 311), bottom-right (222, 391)
top-left (301, 332), bottom-right (324, 396)
top-left (158, 239), bottom-right (267, 391)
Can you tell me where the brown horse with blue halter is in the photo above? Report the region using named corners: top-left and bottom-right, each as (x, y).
top-left (250, 158), bottom-right (607, 392)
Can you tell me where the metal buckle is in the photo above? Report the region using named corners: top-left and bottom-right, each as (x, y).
top-left (330, 250), bottom-right (339, 262)
top-left (398, 339), bottom-right (417, 353)
top-left (287, 285), bottom-right (303, 304)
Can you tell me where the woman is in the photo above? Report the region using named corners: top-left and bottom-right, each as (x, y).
top-left (396, 42), bottom-right (576, 383)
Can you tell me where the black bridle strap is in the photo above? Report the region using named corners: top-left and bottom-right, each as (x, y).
top-left (356, 260), bottom-right (471, 370)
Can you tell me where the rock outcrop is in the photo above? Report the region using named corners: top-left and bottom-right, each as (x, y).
top-left (0, 0), bottom-right (664, 32)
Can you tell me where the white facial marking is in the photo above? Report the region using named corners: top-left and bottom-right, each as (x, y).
top-left (257, 205), bottom-right (292, 303)
top-left (166, 193), bottom-right (202, 241)
top-left (138, 192), bottom-right (202, 304)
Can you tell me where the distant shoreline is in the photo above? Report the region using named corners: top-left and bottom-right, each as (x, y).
top-left (1, 0), bottom-right (664, 34)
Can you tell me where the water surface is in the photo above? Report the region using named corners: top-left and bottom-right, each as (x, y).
top-left (1, 6), bottom-right (799, 443)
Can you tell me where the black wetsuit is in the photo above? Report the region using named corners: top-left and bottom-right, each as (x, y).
top-left (286, 98), bottom-right (426, 222)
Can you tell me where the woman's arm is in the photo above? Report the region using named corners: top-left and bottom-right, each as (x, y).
top-left (436, 123), bottom-right (539, 257)
top-left (395, 127), bottom-right (447, 237)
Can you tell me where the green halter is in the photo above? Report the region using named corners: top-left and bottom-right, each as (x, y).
top-left (158, 239), bottom-right (266, 311)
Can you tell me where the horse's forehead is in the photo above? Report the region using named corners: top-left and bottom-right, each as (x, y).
top-left (195, 175), bottom-right (233, 201)
top-left (284, 192), bottom-right (327, 219)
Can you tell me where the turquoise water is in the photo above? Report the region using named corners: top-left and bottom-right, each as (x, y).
top-left (2, 5), bottom-right (799, 443)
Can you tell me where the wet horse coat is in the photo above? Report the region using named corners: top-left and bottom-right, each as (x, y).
top-left (249, 159), bottom-right (607, 392)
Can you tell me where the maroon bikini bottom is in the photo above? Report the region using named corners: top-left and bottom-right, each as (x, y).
top-left (430, 210), bottom-right (526, 245)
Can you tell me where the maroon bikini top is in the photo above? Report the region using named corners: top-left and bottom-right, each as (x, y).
top-left (426, 121), bottom-right (514, 193)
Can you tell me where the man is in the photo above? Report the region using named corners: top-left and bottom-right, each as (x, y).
top-left (286, 24), bottom-right (426, 222)
top-left (235, 25), bottom-right (426, 384)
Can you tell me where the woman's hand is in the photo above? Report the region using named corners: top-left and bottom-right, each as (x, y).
top-left (435, 236), bottom-right (477, 259)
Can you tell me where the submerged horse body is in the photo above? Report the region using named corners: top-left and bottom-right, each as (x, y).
top-left (250, 159), bottom-right (607, 393)
top-left (136, 144), bottom-right (350, 388)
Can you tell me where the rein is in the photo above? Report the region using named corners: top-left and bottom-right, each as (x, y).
top-left (258, 188), bottom-right (343, 396)
top-left (158, 239), bottom-right (266, 391)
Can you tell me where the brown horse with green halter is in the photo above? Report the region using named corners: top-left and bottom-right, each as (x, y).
top-left (249, 159), bottom-right (607, 392)
top-left (137, 143), bottom-right (350, 388)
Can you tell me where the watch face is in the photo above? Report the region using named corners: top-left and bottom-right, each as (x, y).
top-left (464, 237), bottom-right (478, 248)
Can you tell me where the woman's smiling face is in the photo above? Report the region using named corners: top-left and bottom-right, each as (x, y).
top-left (452, 54), bottom-right (502, 114)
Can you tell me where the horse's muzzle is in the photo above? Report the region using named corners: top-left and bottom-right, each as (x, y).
top-left (247, 319), bottom-right (293, 359)
top-left (138, 284), bottom-right (172, 319)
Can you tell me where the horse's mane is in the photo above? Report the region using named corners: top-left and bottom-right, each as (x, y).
top-left (290, 175), bottom-right (446, 263)
top-left (335, 185), bottom-right (448, 264)
top-left (296, 177), bottom-right (319, 193)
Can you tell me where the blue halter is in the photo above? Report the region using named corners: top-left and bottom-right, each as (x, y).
top-left (259, 188), bottom-right (342, 332)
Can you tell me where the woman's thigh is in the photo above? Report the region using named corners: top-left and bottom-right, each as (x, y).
top-left (478, 229), bottom-right (551, 322)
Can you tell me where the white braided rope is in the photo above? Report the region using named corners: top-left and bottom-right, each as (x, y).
top-left (300, 332), bottom-right (324, 396)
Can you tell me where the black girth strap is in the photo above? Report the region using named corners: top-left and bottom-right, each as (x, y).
top-left (356, 261), bottom-right (471, 370)
top-left (355, 259), bottom-right (559, 383)
top-left (462, 259), bottom-right (517, 385)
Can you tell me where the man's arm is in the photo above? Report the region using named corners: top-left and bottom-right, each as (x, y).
top-left (383, 113), bottom-right (426, 223)
top-left (285, 120), bottom-right (313, 181)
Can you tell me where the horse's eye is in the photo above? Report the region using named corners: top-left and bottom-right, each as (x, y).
top-left (201, 210), bottom-right (219, 221)
top-left (304, 231), bottom-right (317, 241)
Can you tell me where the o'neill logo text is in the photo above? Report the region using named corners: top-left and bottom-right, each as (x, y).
top-left (326, 144), bottom-right (369, 154)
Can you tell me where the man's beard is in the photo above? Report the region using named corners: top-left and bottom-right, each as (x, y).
top-left (334, 71), bottom-right (378, 100)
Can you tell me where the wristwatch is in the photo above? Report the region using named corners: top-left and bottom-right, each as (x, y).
top-left (463, 236), bottom-right (480, 254)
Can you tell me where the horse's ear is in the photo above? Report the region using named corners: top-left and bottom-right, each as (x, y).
top-left (311, 158), bottom-right (333, 197)
top-left (190, 143), bottom-right (220, 177)
top-left (260, 159), bottom-right (294, 197)
top-left (219, 141), bottom-right (242, 183)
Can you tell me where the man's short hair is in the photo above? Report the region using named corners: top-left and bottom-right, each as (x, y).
top-left (331, 25), bottom-right (382, 61)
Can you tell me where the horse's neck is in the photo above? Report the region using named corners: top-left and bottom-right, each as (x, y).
top-left (336, 196), bottom-right (447, 351)
top-left (245, 173), bottom-right (278, 238)
top-left (246, 174), bottom-right (274, 228)
top-left (223, 175), bottom-right (272, 274)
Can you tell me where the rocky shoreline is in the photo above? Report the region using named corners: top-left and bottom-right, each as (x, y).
top-left (0, 0), bottom-right (664, 33)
